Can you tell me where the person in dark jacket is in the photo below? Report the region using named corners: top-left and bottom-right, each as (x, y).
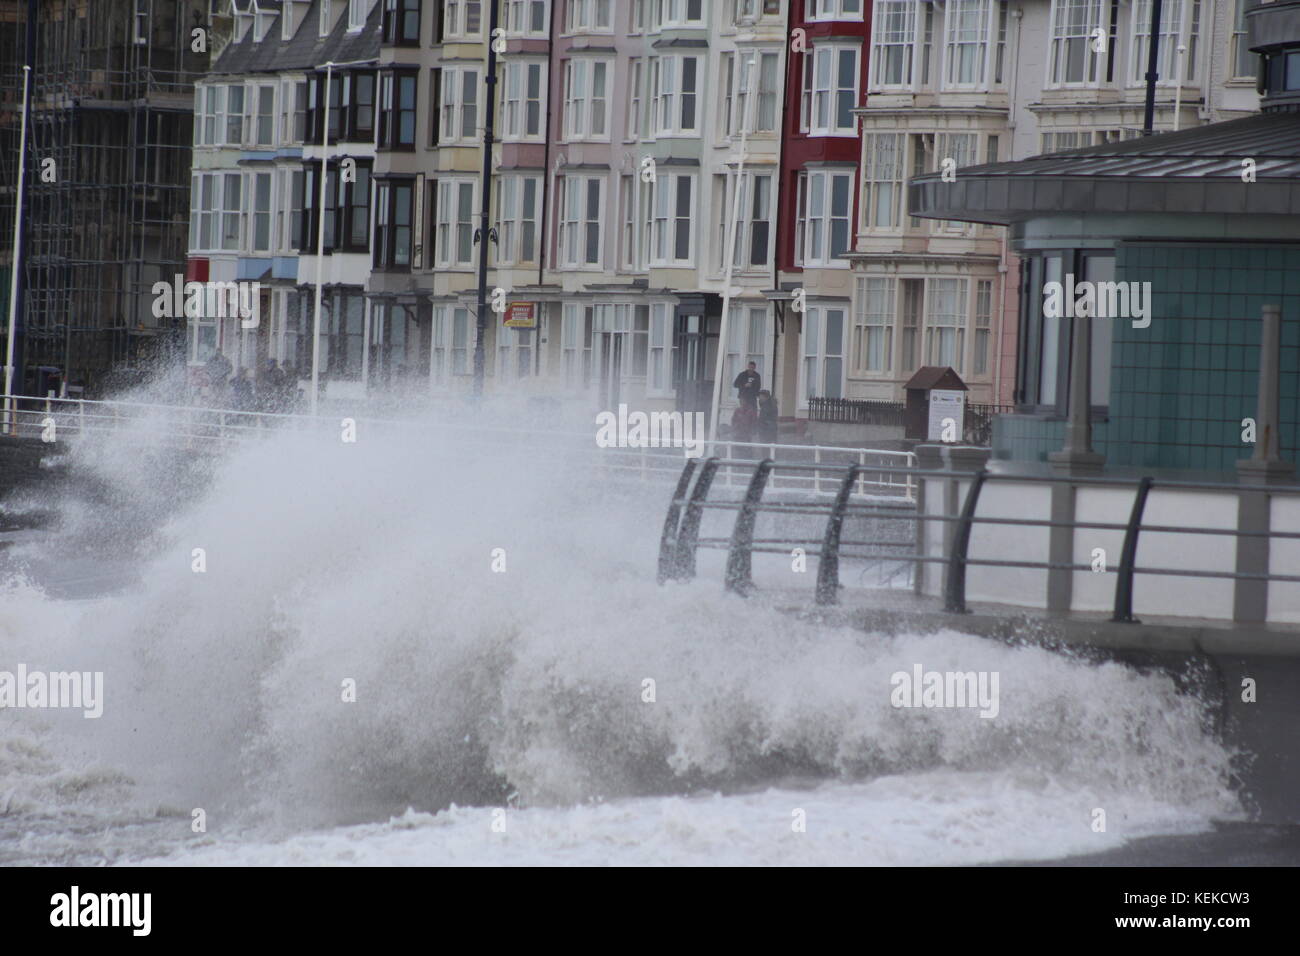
top-left (733, 362), bottom-right (761, 411)
top-left (757, 389), bottom-right (779, 444)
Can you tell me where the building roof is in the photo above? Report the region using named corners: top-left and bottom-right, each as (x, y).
top-left (212, 0), bottom-right (380, 77)
top-left (909, 111), bottom-right (1300, 226)
top-left (904, 367), bottom-right (967, 391)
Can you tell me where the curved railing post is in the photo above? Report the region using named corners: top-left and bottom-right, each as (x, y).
top-left (725, 459), bottom-right (774, 596)
top-left (672, 456), bottom-right (721, 581)
top-left (943, 469), bottom-right (988, 614)
top-left (657, 457), bottom-right (699, 584)
top-left (1112, 476), bottom-right (1155, 623)
top-left (815, 464), bottom-right (862, 606)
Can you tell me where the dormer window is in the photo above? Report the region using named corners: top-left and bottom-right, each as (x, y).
top-left (348, 0), bottom-right (367, 31)
top-left (253, 4), bottom-right (274, 41)
top-left (320, 0), bottom-right (332, 36)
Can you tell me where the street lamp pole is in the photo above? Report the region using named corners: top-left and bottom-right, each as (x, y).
top-left (473, 0), bottom-right (501, 399)
top-left (708, 55), bottom-right (759, 445)
top-left (310, 61), bottom-right (334, 417)
top-left (4, 64), bottom-right (31, 436)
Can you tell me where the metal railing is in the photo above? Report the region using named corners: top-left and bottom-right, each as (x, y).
top-left (659, 456), bottom-right (1300, 623)
top-left (0, 393), bottom-right (917, 501)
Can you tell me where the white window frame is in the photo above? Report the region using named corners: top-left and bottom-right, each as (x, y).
top-left (933, 132), bottom-right (978, 234)
top-left (626, 58), bottom-right (644, 141)
top-left (566, 0), bottom-right (612, 33)
top-left (502, 60), bottom-right (545, 142)
top-left (732, 50), bottom-right (781, 135)
top-left (504, 0), bottom-right (549, 37)
top-left (495, 173), bottom-right (541, 265)
top-left (860, 131), bottom-right (905, 231)
top-left (854, 277), bottom-right (894, 374)
top-left (1046, 0), bottom-right (1106, 89)
top-left (444, 0), bottom-right (484, 39)
top-left (561, 303), bottom-right (596, 390)
top-left (801, 305), bottom-right (848, 403)
top-left (796, 169), bottom-right (853, 267)
top-left (651, 55), bottom-right (701, 137)
top-left (801, 43), bottom-right (860, 136)
top-left (653, 0), bottom-right (704, 29)
top-left (870, 0), bottom-right (920, 91)
top-left (807, 0), bottom-right (864, 22)
top-left (441, 65), bottom-right (481, 144)
top-left (348, 0), bottom-right (367, 31)
top-left (246, 169), bottom-right (274, 254)
top-left (435, 178), bottom-right (478, 268)
top-left (559, 175), bottom-right (605, 269)
top-left (716, 169), bottom-right (774, 272)
top-left (647, 302), bottom-right (676, 397)
top-left (649, 172), bottom-right (695, 268)
top-left (942, 0), bottom-right (1000, 90)
top-left (251, 82), bottom-right (276, 147)
top-left (1129, 0), bottom-right (1200, 87)
top-left (924, 277), bottom-right (968, 373)
top-left (563, 58), bottom-right (611, 142)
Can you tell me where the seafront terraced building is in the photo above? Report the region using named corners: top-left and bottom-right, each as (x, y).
top-left (184, 0), bottom-right (1267, 433)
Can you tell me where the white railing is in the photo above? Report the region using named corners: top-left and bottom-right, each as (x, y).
top-left (0, 394), bottom-right (917, 501)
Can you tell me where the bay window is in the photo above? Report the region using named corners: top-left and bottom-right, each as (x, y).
top-left (650, 173), bottom-right (694, 267)
top-left (1047, 0), bottom-right (1107, 87)
top-left (559, 175), bottom-right (604, 268)
top-left (374, 179), bottom-right (414, 270)
top-left (563, 59), bottom-right (610, 141)
top-left (861, 132), bottom-right (904, 230)
top-left (925, 278), bottom-right (967, 372)
top-left (854, 277), bottom-right (894, 374)
top-left (808, 0), bottom-right (863, 20)
top-left (796, 169), bottom-right (852, 266)
top-left (505, 0), bottom-right (549, 36)
top-left (441, 66), bottom-right (480, 143)
top-left (434, 178), bottom-right (477, 268)
top-left (496, 174), bottom-right (541, 265)
top-left (502, 60), bottom-right (545, 141)
top-left (382, 0), bottom-right (421, 45)
top-left (801, 44), bottom-right (860, 135)
top-left (803, 306), bottom-right (847, 401)
top-left (1131, 0), bottom-right (1200, 86)
top-left (444, 0), bottom-right (483, 38)
top-left (566, 0), bottom-right (612, 31)
top-left (379, 70), bottom-right (417, 149)
top-left (734, 51), bottom-right (780, 134)
top-left (654, 0), bottom-right (704, 28)
top-left (650, 55), bottom-right (700, 136)
top-left (944, 0), bottom-right (1003, 89)
top-left (870, 0), bottom-right (917, 90)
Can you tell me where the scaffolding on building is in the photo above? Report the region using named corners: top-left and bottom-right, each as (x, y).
top-left (0, 0), bottom-right (209, 395)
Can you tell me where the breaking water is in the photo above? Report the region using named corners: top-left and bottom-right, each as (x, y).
top-left (0, 406), bottom-right (1243, 865)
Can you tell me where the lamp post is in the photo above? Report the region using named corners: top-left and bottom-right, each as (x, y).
top-left (708, 55), bottom-right (760, 445)
top-left (3, 64), bottom-right (31, 435)
top-left (1141, 0), bottom-right (1164, 135)
top-left (472, 0), bottom-right (501, 399)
